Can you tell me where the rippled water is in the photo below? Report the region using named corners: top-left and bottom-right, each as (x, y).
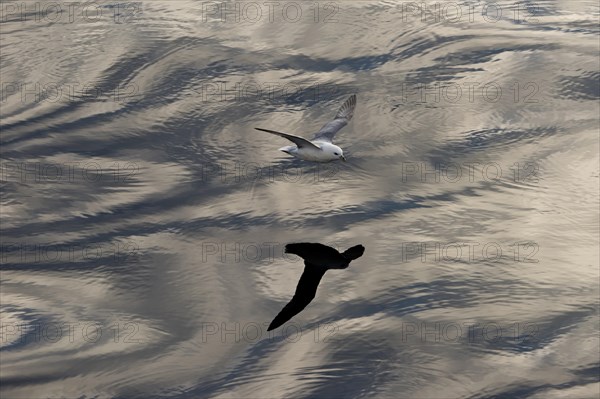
top-left (1, 1), bottom-right (599, 398)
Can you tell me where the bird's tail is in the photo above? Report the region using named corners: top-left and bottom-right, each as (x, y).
top-left (334, 94), bottom-right (357, 121)
top-left (341, 244), bottom-right (365, 261)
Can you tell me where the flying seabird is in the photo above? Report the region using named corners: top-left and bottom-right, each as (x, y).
top-left (268, 242), bottom-right (365, 331)
top-left (255, 94), bottom-right (357, 162)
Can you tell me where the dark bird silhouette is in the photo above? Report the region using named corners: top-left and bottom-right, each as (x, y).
top-left (268, 243), bottom-right (365, 331)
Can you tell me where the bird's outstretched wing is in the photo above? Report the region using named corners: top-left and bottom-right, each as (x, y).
top-left (255, 128), bottom-right (320, 149)
top-left (267, 264), bottom-right (327, 331)
top-left (312, 94), bottom-right (357, 143)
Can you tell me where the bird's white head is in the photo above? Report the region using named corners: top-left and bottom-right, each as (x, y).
top-left (320, 142), bottom-right (346, 162)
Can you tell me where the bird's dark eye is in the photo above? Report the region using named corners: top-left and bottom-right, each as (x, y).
top-left (334, 152), bottom-right (338, 156)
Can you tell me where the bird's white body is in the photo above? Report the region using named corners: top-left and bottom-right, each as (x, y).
top-left (279, 141), bottom-right (344, 162)
top-left (256, 94), bottom-right (357, 163)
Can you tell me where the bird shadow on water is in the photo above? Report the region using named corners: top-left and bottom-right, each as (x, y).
top-left (266, 242), bottom-right (365, 331)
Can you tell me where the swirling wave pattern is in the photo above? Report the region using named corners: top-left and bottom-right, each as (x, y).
top-left (1, 1), bottom-right (598, 398)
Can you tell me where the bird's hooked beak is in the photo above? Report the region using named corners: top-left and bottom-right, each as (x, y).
top-left (340, 155), bottom-right (346, 162)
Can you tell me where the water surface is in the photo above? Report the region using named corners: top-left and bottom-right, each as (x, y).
top-left (1, 1), bottom-right (599, 398)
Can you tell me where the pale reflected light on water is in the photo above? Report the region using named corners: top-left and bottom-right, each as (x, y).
top-left (1, 1), bottom-right (599, 398)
